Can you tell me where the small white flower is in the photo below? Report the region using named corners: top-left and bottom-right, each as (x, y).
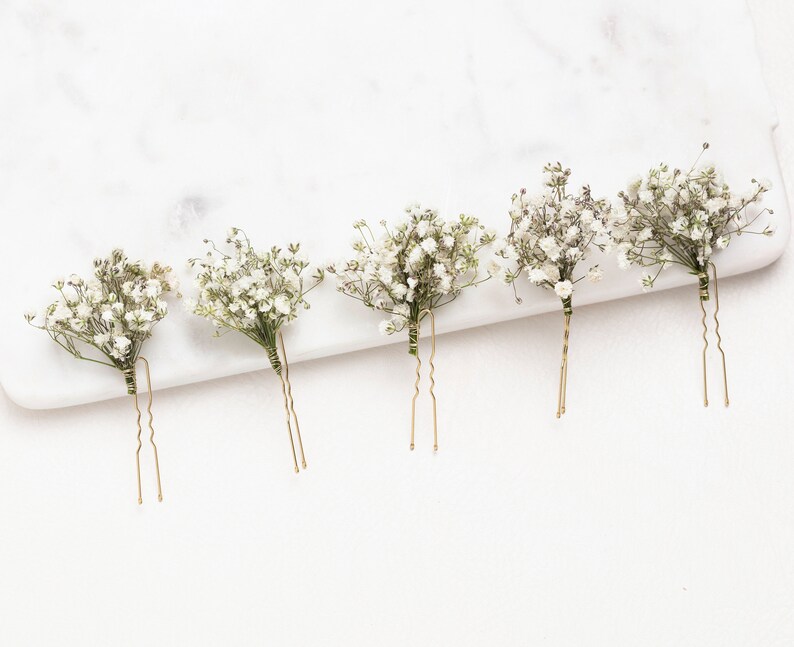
top-left (554, 280), bottom-right (573, 299)
top-left (587, 267), bottom-right (603, 283)
top-left (50, 303), bottom-right (72, 322)
top-left (420, 237), bottom-right (437, 254)
top-left (113, 335), bottom-right (132, 351)
top-left (527, 268), bottom-right (548, 285)
top-left (144, 279), bottom-right (162, 298)
top-left (378, 319), bottom-right (396, 335)
top-left (274, 295), bottom-right (291, 315)
top-left (408, 246), bottom-right (424, 265)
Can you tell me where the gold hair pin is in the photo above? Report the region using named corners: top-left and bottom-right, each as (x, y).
top-left (188, 228), bottom-right (323, 472)
top-left (493, 163), bottom-right (612, 417)
top-left (328, 206), bottom-right (494, 449)
top-left (26, 249), bottom-right (177, 503)
top-left (612, 143), bottom-right (775, 405)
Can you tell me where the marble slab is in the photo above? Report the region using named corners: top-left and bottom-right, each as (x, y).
top-left (0, 0), bottom-right (788, 409)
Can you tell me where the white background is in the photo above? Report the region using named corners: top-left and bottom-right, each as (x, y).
top-left (1, 1), bottom-right (793, 645)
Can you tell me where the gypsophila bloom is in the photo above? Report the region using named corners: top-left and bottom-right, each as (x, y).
top-left (26, 249), bottom-right (177, 394)
top-left (188, 228), bottom-right (323, 374)
top-left (609, 144), bottom-right (774, 296)
top-left (327, 204), bottom-right (493, 354)
top-left (494, 162), bottom-right (612, 315)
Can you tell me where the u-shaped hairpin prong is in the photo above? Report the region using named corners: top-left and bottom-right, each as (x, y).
top-left (699, 296), bottom-right (710, 408)
top-left (278, 332), bottom-right (306, 469)
top-left (129, 357), bottom-right (163, 505)
top-left (409, 309), bottom-right (438, 451)
top-left (556, 312), bottom-right (571, 418)
top-left (270, 341), bottom-right (300, 473)
top-left (710, 262), bottom-right (729, 407)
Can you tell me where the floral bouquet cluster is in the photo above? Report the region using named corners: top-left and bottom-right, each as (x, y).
top-left (189, 228), bottom-right (323, 472)
top-left (329, 205), bottom-right (493, 355)
top-left (27, 249), bottom-right (177, 503)
top-left (493, 163), bottom-right (613, 417)
top-left (610, 144), bottom-right (774, 405)
top-left (25, 145), bottom-right (778, 503)
top-left (329, 205), bottom-right (494, 449)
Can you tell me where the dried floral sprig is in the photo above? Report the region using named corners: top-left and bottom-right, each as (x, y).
top-left (188, 227), bottom-right (323, 472)
top-left (26, 249), bottom-right (177, 394)
top-left (610, 143), bottom-right (774, 293)
top-left (328, 204), bottom-right (493, 451)
top-left (493, 163), bottom-right (613, 417)
top-left (609, 144), bottom-right (775, 406)
top-left (26, 248), bottom-right (178, 504)
top-left (492, 162), bottom-right (613, 315)
top-left (327, 204), bottom-right (494, 356)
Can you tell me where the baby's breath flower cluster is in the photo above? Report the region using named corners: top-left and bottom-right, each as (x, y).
top-left (327, 204), bottom-right (494, 354)
top-left (26, 249), bottom-right (177, 393)
top-left (610, 144), bottom-right (774, 296)
top-left (188, 228), bottom-right (323, 373)
top-left (493, 163), bottom-right (612, 315)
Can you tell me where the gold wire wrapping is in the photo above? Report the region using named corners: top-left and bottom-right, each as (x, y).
top-left (130, 357), bottom-right (163, 505)
top-left (556, 312), bottom-right (571, 418)
top-left (410, 308), bottom-right (438, 451)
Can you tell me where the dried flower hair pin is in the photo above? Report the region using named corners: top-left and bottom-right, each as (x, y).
top-left (188, 228), bottom-right (323, 473)
top-left (328, 205), bottom-right (494, 450)
top-left (491, 163), bottom-right (613, 417)
top-left (26, 249), bottom-right (177, 504)
top-left (611, 144), bottom-right (774, 406)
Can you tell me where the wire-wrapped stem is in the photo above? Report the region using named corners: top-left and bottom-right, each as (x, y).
top-left (697, 271), bottom-right (710, 301)
top-left (122, 367), bottom-right (137, 395)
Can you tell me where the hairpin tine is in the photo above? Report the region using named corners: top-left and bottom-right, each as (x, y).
top-left (710, 262), bottom-right (729, 407)
top-left (556, 309), bottom-right (572, 418)
top-left (410, 309), bottom-right (438, 451)
top-left (278, 331), bottom-right (307, 469)
top-left (127, 358), bottom-right (163, 505)
top-left (270, 343), bottom-right (300, 473)
top-left (698, 284), bottom-right (710, 408)
top-left (129, 370), bottom-right (144, 505)
top-left (136, 357), bottom-right (163, 501)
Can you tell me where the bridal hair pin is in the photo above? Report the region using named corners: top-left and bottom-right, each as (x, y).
top-left (26, 249), bottom-right (177, 504)
top-left (328, 205), bottom-right (493, 450)
top-left (612, 144), bottom-right (775, 406)
top-left (491, 163), bottom-right (613, 418)
top-left (188, 228), bottom-right (323, 473)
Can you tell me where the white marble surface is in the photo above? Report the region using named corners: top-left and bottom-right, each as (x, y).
top-left (0, 0), bottom-right (788, 409)
top-left (2, 2), bottom-right (794, 646)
